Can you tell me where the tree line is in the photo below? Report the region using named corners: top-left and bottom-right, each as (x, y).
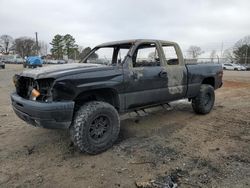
top-left (0, 35), bottom-right (42, 58)
top-left (0, 34), bottom-right (92, 60)
top-left (0, 34), bottom-right (249, 63)
top-left (179, 35), bottom-right (250, 64)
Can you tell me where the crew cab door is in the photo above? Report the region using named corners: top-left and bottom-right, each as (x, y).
top-left (123, 42), bottom-right (168, 109)
top-left (160, 43), bottom-right (188, 101)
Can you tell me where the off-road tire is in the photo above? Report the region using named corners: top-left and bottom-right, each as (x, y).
top-left (192, 84), bottom-right (215, 114)
top-left (70, 101), bottom-right (120, 154)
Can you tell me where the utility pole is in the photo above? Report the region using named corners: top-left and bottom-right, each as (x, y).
top-left (35, 32), bottom-right (39, 55)
top-left (217, 55), bottom-right (220, 64)
top-left (245, 45), bottom-right (248, 64)
top-left (220, 41), bottom-right (224, 58)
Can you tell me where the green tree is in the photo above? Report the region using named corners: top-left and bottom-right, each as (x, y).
top-left (233, 44), bottom-right (250, 64)
top-left (50, 34), bottom-right (64, 59)
top-left (233, 35), bottom-right (250, 64)
top-left (63, 34), bottom-right (78, 59)
top-left (80, 47), bottom-right (91, 59)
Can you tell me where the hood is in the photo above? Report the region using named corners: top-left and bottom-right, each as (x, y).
top-left (19, 63), bottom-right (109, 79)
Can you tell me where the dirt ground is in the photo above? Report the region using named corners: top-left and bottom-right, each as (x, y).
top-left (0, 65), bottom-right (249, 188)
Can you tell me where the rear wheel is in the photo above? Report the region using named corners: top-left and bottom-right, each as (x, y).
top-left (192, 84), bottom-right (215, 114)
top-left (70, 101), bottom-right (120, 154)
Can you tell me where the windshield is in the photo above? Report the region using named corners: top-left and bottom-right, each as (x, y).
top-left (83, 45), bottom-right (131, 66)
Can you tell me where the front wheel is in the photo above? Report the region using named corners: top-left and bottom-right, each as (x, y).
top-left (192, 84), bottom-right (215, 114)
top-left (70, 101), bottom-right (120, 154)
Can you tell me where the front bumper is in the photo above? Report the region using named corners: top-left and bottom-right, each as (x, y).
top-left (11, 92), bottom-right (74, 129)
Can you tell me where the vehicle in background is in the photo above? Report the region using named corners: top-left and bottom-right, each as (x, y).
top-left (57, 60), bottom-right (67, 64)
top-left (232, 63), bottom-right (246, 71)
top-left (0, 60), bottom-right (5, 69)
top-left (23, 56), bottom-right (43, 68)
top-left (243, 64), bottom-right (250, 71)
top-left (1, 55), bottom-right (25, 64)
top-left (222, 63), bottom-right (246, 71)
top-left (43, 59), bottom-right (67, 64)
top-left (222, 63), bottom-right (234, 70)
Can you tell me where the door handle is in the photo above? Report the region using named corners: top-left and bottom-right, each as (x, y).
top-left (159, 70), bottom-right (167, 78)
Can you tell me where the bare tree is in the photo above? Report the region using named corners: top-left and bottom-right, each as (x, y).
top-left (0, 35), bottom-right (13, 54)
top-left (210, 50), bottom-right (217, 63)
top-left (223, 48), bottom-right (234, 63)
top-left (13, 37), bottom-right (37, 58)
top-left (187, 45), bottom-right (204, 59)
top-left (234, 35), bottom-right (250, 48)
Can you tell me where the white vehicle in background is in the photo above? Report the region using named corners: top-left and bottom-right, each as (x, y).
top-left (232, 63), bottom-right (246, 71)
top-left (222, 63), bottom-right (246, 71)
top-left (222, 63), bottom-right (234, 70)
top-left (236, 64), bottom-right (247, 71)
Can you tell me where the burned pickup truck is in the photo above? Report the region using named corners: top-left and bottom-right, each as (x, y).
top-left (11, 39), bottom-right (223, 154)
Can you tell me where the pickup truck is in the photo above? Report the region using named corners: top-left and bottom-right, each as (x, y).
top-left (11, 39), bottom-right (223, 154)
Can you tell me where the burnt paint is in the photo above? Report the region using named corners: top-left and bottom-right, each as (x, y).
top-left (15, 39), bottom-right (223, 113)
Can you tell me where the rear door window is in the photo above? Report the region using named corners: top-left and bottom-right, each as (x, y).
top-left (133, 43), bottom-right (160, 67)
top-left (162, 45), bottom-right (179, 65)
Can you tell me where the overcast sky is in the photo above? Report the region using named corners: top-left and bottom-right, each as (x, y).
top-left (1, 0), bottom-right (249, 56)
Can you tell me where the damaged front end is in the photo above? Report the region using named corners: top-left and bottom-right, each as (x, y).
top-left (11, 75), bottom-right (74, 129)
top-left (13, 74), bottom-right (54, 102)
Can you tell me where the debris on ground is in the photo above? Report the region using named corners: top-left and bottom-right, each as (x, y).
top-left (135, 173), bottom-right (178, 188)
top-left (135, 177), bottom-right (177, 188)
top-left (1, 67), bottom-right (250, 187)
top-left (24, 145), bottom-right (35, 155)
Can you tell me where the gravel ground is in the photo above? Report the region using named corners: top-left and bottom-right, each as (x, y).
top-left (0, 65), bottom-right (249, 188)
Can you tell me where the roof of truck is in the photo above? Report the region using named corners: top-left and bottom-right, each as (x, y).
top-left (97, 39), bottom-right (177, 47)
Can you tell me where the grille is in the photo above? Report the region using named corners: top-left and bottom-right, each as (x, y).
top-left (16, 77), bottom-right (54, 101)
top-left (16, 77), bottom-right (36, 99)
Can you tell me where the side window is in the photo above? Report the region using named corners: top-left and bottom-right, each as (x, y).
top-left (87, 47), bottom-right (114, 65)
top-left (133, 43), bottom-right (160, 67)
top-left (118, 48), bottom-right (129, 64)
top-left (162, 45), bottom-right (179, 65)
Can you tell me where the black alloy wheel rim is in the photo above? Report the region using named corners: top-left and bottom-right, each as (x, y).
top-left (89, 115), bottom-right (111, 141)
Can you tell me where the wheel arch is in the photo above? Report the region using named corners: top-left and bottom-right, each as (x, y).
top-left (74, 88), bottom-right (120, 111)
top-left (202, 77), bottom-right (215, 88)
